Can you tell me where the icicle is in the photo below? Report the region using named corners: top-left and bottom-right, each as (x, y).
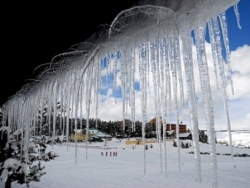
top-left (124, 51), bottom-right (129, 118)
top-left (159, 38), bottom-right (167, 175)
top-left (233, 3), bottom-right (242, 29)
top-left (162, 36), bottom-right (172, 177)
top-left (79, 84), bottom-right (83, 131)
top-left (94, 59), bottom-right (100, 129)
top-left (170, 32), bottom-right (181, 172)
top-left (219, 12), bottom-right (234, 95)
top-left (52, 83), bottom-right (56, 150)
top-left (150, 41), bottom-right (160, 143)
top-left (208, 20), bottom-right (219, 90)
top-left (174, 36), bottom-right (184, 104)
top-left (209, 17), bottom-right (233, 158)
top-left (66, 72), bottom-right (72, 152)
top-left (164, 37), bottom-right (172, 135)
top-left (120, 50), bottom-right (126, 131)
top-left (85, 62), bottom-right (94, 159)
top-left (47, 97), bottom-right (52, 137)
top-left (62, 86), bottom-right (66, 139)
top-left (195, 25), bottom-right (218, 188)
top-left (130, 48), bottom-right (136, 133)
top-left (59, 84), bottom-right (63, 132)
top-left (74, 69), bottom-right (80, 165)
top-left (181, 33), bottom-right (202, 183)
top-left (113, 51), bottom-right (118, 103)
top-left (139, 42), bottom-right (148, 175)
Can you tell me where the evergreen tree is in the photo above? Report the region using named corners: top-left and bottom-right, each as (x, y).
top-left (0, 108), bottom-right (59, 188)
top-left (173, 140), bottom-right (177, 147)
top-left (181, 142), bottom-right (185, 148)
top-left (199, 130), bottom-right (208, 143)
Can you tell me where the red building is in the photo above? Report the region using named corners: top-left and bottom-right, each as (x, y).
top-left (148, 117), bottom-right (187, 134)
top-left (166, 123), bottom-right (186, 133)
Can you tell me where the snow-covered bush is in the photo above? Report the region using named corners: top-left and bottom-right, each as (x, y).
top-left (0, 126), bottom-right (59, 188)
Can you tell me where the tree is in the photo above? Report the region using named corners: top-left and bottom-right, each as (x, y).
top-left (0, 119), bottom-right (59, 188)
top-left (181, 142), bottom-right (185, 148)
top-left (173, 140), bottom-right (177, 147)
top-left (199, 130), bottom-right (208, 143)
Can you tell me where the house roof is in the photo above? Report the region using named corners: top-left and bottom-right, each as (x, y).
top-left (92, 132), bottom-right (112, 138)
top-left (73, 129), bottom-right (83, 133)
top-left (166, 130), bottom-right (175, 135)
top-left (89, 128), bottom-right (98, 130)
top-left (178, 133), bottom-right (191, 138)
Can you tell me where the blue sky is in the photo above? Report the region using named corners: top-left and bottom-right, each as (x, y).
top-left (226, 0), bottom-right (250, 50)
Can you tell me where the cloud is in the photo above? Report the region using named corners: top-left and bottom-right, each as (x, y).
top-left (228, 45), bottom-right (250, 100)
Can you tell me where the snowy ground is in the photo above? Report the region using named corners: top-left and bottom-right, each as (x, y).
top-left (12, 139), bottom-right (250, 188)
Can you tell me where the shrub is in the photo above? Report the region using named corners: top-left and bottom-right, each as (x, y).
top-left (173, 141), bottom-right (177, 147)
top-left (0, 127), bottom-right (59, 188)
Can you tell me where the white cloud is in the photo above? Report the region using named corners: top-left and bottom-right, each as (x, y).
top-left (228, 45), bottom-right (250, 100)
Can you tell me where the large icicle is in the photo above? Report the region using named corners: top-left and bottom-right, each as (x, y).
top-left (160, 37), bottom-right (170, 177)
top-left (52, 81), bottom-right (58, 150)
top-left (195, 25), bottom-right (218, 188)
top-left (219, 12), bottom-right (234, 95)
top-left (170, 31), bottom-right (181, 171)
top-left (181, 33), bottom-right (202, 183)
top-left (139, 42), bottom-right (148, 175)
top-left (209, 17), bottom-right (233, 158)
top-left (233, 3), bottom-right (242, 29)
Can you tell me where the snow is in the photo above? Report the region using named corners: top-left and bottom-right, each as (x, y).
top-left (3, 158), bottom-right (20, 169)
top-left (9, 139), bottom-right (250, 188)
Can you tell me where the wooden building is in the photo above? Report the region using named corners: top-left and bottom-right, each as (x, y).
top-left (148, 117), bottom-right (187, 134)
top-left (166, 123), bottom-right (187, 133)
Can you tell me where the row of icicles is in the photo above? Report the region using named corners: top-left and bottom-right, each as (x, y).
top-left (2, 5), bottom-right (241, 188)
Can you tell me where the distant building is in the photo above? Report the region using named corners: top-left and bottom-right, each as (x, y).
top-left (148, 117), bottom-right (187, 134)
top-left (148, 117), bottom-right (162, 125)
top-left (166, 130), bottom-right (175, 138)
top-left (166, 123), bottom-right (187, 133)
top-left (89, 128), bottom-right (112, 139)
top-left (70, 128), bottom-right (113, 142)
top-left (70, 129), bottom-right (84, 142)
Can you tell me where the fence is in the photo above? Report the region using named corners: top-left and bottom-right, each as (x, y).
top-left (61, 143), bottom-right (117, 150)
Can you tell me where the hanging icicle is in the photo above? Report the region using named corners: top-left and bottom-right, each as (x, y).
top-left (209, 17), bottom-right (233, 158)
top-left (195, 24), bottom-right (218, 188)
top-left (181, 33), bottom-right (202, 183)
top-left (219, 12), bottom-right (234, 95)
top-left (233, 3), bottom-right (242, 29)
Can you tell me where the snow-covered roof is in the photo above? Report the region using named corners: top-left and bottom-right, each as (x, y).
top-left (178, 133), bottom-right (191, 138)
top-left (93, 132), bottom-right (112, 138)
top-left (0, 126), bottom-right (9, 132)
top-left (73, 129), bottom-right (83, 133)
top-left (166, 130), bottom-right (175, 135)
top-left (89, 128), bottom-right (98, 130)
